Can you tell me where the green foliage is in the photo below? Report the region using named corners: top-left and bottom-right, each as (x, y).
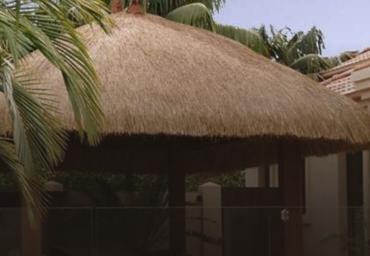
top-left (215, 23), bottom-right (270, 57)
top-left (252, 25), bottom-right (337, 78)
top-left (0, 170), bottom-right (245, 193)
top-left (323, 51), bottom-right (358, 71)
top-left (115, 0), bottom-right (224, 16)
top-left (167, 3), bottom-right (215, 31)
top-left (290, 54), bottom-right (330, 76)
top-left (186, 172), bottom-right (245, 191)
top-left (0, 0), bottom-right (112, 218)
top-left (145, 0), bottom-right (271, 59)
top-left (339, 51), bottom-right (358, 62)
top-left (146, 0), bottom-right (335, 78)
top-left (0, 144), bottom-right (19, 191)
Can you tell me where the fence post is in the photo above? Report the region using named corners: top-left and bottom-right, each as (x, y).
top-left (279, 142), bottom-right (305, 256)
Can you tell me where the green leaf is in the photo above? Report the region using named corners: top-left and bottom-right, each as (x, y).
top-left (0, 138), bottom-right (47, 220)
top-left (215, 23), bottom-right (270, 57)
top-left (289, 54), bottom-right (329, 77)
top-left (0, 0), bottom-right (112, 219)
top-left (118, 0), bottom-right (224, 16)
top-left (166, 3), bottom-right (215, 31)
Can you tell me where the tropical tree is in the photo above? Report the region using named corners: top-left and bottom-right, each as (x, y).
top-left (0, 0), bottom-right (112, 218)
top-left (323, 50), bottom-right (358, 69)
top-left (254, 26), bottom-right (330, 78)
top-left (214, 23), bottom-right (271, 57)
top-left (109, 0), bottom-right (271, 57)
top-left (113, 0), bottom-right (224, 16)
top-left (120, 0), bottom-right (345, 79)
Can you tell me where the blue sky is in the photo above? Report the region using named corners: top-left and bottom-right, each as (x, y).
top-left (214, 0), bottom-right (370, 57)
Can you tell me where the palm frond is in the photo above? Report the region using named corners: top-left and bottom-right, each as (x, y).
top-left (0, 138), bottom-right (47, 221)
top-left (0, 63), bottom-right (65, 220)
top-left (289, 53), bottom-right (329, 77)
top-left (296, 27), bottom-right (325, 55)
top-left (215, 23), bottom-right (270, 57)
top-left (0, 137), bottom-right (19, 172)
top-left (118, 0), bottom-right (224, 16)
top-left (339, 51), bottom-right (358, 62)
top-left (0, 0), bottom-right (112, 220)
top-left (166, 3), bottom-right (215, 31)
top-left (0, 64), bottom-right (66, 172)
top-left (48, 0), bottom-right (113, 31)
top-left (322, 56), bottom-right (341, 69)
top-left (285, 26), bottom-right (325, 65)
top-left (187, 0), bottom-right (224, 13)
top-left (1, 0), bottom-right (113, 144)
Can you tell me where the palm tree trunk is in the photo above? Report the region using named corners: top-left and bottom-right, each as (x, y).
top-left (21, 201), bottom-right (42, 256)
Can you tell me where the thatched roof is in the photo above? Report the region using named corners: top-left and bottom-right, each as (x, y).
top-left (1, 12), bottom-right (370, 156)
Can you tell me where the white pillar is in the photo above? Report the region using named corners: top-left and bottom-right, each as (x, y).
top-left (199, 182), bottom-right (222, 256)
top-left (304, 154), bottom-right (347, 256)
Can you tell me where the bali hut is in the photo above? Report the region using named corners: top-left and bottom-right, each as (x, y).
top-left (1, 1), bottom-right (370, 256)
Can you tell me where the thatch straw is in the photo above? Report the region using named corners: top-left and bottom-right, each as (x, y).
top-left (1, 13), bottom-right (370, 155)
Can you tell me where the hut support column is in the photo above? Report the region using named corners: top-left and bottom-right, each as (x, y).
top-left (168, 161), bottom-right (186, 255)
top-left (279, 142), bottom-right (305, 256)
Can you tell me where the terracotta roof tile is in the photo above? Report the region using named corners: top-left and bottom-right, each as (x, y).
top-left (321, 47), bottom-right (370, 95)
top-left (330, 48), bottom-right (370, 72)
top-left (324, 75), bottom-right (354, 95)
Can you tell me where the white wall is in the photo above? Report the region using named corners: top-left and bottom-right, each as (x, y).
top-left (304, 154), bottom-right (347, 256)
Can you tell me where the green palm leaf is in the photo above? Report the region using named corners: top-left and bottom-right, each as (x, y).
top-left (289, 53), bottom-right (329, 77)
top-left (0, 0), bottom-right (112, 219)
top-left (117, 0), bottom-right (224, 16)
top-left (0, 65), bottom-right (65, 218)
top-left (0, 138), bottom-right (47, 219)
top-left (215, 23), bottom-right (270, 57)
top-left (166, 3), bottom-right (215, 31)
top-left (3, 0), bottom-right (113, 144)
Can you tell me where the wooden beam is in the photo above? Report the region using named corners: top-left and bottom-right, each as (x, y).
top-left (168, 147), bottom-right (186, 255)
top-left (59, 135), bottom-right (278, 175)
top-left (279, 142), bottom-right (305, 256)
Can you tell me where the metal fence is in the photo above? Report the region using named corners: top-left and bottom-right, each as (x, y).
top-left (0, 206), bottom-right (369, 256)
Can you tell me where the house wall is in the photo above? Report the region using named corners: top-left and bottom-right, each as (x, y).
top-left (245, 163), bottom-right (347, 256)
top-left (352, 67), bottom-right (370, 88)
top-left (304, 154), bottom-right (348, 256)
top-left (351, 69), bottom-right (370, 110)
top-left (186, 183), bottom-right (223, 256)
top-left (194, 150), bottom-right (369, 256)
top-left (245, 157), bottom-right (349, 256)
top-left (353, 70), bottom-right (370, 248)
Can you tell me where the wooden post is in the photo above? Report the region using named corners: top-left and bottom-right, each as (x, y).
top-left (279, 142), bottom-right (305, 256)
top-left (168, 150), bottom-right (186, 255)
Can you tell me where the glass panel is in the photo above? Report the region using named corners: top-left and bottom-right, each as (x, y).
top-left (0, 208), bottom-right (21, 256)
top-left (43, 208), bottom-right (93, 256)
top-left (0, 206), bottom-right (369, 256)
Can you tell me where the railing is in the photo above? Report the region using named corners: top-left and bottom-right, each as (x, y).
top-left (0, 206), bottom-right (369, 256)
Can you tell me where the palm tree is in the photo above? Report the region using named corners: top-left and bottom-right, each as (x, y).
top-left (114, 0), bottom-right (224, 16)
top-left (0, 0), bottom-right (112, 217)
top-left (323, 50), bottom-right (358, 69)
top-left (106, 0), bottom-right (271, 57)
top-left (120, 0), bottom-right (338, 79)
top-left (255, 26), bottom-right (330, 79)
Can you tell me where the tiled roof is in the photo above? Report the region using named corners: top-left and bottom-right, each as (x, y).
top-left (321, 48), bottom-right (370, 95)
top-left (324, 75), bottom-right (354, 95)
top-left (329, 48), bottom-right (370, 72)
